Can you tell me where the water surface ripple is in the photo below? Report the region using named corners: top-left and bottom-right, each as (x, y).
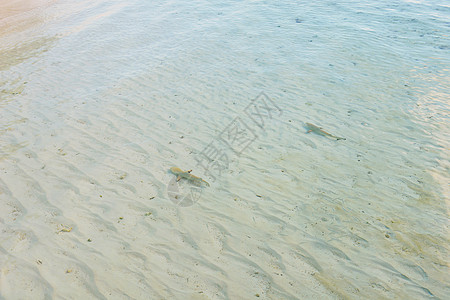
top-left (0, 0), bottom-right (449, 299)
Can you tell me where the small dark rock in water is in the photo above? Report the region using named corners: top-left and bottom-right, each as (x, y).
top-left (295, 18), bottom-right (302, 23)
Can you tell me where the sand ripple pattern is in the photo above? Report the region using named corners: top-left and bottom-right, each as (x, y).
top-left (1, 0), bottom-right (449, 299)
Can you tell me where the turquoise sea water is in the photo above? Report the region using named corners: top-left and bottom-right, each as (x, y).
top-left (1, 0), bottom-right (449, 298)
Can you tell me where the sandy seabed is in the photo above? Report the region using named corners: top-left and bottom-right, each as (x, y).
top-left (1, 0), bottom-right (449, 299)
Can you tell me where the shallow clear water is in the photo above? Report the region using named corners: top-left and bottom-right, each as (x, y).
top-left (1, 0), bottom-right (449, 298)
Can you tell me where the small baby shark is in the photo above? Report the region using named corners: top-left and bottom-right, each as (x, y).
top-left (170, 167), bottom-right (210, 187)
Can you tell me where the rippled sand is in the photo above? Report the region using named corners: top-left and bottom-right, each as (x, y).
top-left (1, 0), bottom-right (449, 299)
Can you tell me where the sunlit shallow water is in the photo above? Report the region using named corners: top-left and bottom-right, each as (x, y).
top-left (1, 0), bottom-right (449, 298)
